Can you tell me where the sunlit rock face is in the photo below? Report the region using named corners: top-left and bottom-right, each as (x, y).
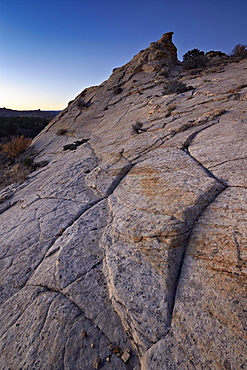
top-left (0, 32), bottom-right (247, 369)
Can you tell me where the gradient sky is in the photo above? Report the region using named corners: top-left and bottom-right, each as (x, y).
top-left (1, 0), bottom-right (247, 110)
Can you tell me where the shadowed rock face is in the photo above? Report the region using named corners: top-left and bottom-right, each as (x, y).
top-left (1, 32), bottom-right (247, 369)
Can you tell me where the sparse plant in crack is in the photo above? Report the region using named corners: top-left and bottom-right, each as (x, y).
top-left (76, 99), bottom-right (90, 110)
top-left (159, 70), bottom-right (169, 78)
top-left (113, 87), bottom-right (123, 95)
top-left (132, 121), bottom-right (147, 134)
top-left (163, 80), bottom-right (194, 95)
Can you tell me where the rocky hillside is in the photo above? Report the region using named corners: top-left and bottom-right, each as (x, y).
top-left (0, 33), bottom-right (246, 369)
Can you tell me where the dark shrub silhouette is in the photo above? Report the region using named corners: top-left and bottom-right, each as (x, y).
top-left (231, 44), bottom-right (247, 59)
top-left (182, 48), bottom-right (208, 69)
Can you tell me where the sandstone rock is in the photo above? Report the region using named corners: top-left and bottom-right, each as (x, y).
top-left (122, 349), bottom-right (131, 363)
top-left (143, 188), bottom-right (247, 369)
top-left (93, 357), bottom-right (101, 369)
top-left (0, 33), bottom-right (247, 369)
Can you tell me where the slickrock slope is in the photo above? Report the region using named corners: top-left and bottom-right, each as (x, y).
top-left (0, 33), bottom-right (247, 369)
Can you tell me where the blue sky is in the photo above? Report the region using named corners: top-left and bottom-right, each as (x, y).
top-left (1, 0), bottom-right (246, 110)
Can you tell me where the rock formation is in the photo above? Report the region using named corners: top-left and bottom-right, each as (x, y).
top-left (0, 32), bottom-right (247, 369)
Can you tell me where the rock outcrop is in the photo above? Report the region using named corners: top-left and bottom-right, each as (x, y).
top-left (0, 32), bottom-right (247, 369)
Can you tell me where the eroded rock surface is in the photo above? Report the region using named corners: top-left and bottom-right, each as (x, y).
top-left (1, 32), bottom-right (247, 369)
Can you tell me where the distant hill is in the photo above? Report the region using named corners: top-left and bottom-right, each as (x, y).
top-left (0, 108), bottom-right (60, 118)
top-left (0, 109), bottom-right (60, 139)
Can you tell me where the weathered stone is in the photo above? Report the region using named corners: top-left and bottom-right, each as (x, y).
top-left (93, 357), bottom-right (101, 369)
top-left (0, 33), bottom-right (247, 369)
top-left (143, 188), bottom-right (247, 369)
top-left (108, 343), bottom-right (116, 351)
top-left (122, 349), bottom-right (131, 363)
top-left (113, 346), bottom-right (121, 354)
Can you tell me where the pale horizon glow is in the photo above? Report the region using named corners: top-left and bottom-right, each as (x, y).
top-left (1, 0), bottom-right (247, 111)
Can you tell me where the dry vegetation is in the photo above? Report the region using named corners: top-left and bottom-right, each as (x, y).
top-left (231, 44), bottom-right (247, 58)
top-left (0, 135), bottom-right (33, 189)
top-left (0, 117), bottom-right (50, 190)
top-left (0, 136), bottom-right (32, 159)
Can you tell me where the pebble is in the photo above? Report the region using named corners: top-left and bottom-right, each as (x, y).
top-left (113, 346), bottom-right (120, 354)
top-left (121, 349), bottom-right (131, 363)
top-left (108, 343), bottom-right (116, 351)
top-left (93, 357), bottom-right (101, 369)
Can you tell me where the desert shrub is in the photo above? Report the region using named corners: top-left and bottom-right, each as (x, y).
top-left (0, 162), bottom-right (30, 188)
top-left (206, 50), bottom-right (227, 58)
top-left (113, 87), bottom-right (123, 95)
top-left (182, 48), bottom-right (208, 69)
top-left (76, 99), bottom-right (90, 110)
top-left (0, 145), bottom-right (48, 190)
top-left (0, 136), bottom-right (32, 159)
top-left (132, 121), bottom-right (147, 134)
top-left (22, 157), bottom-right (34, 167)
top-left (231, 44), bottom-right (247, 59)
top-left (163, 80), bottom-right (194, 95)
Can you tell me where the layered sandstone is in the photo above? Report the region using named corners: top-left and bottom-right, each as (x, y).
top-left (0, 33), bottom-right (247, 369)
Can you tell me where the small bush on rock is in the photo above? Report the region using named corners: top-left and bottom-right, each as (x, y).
top-left (231, 44), bottom-right (247, 59)
top-left (132, 121), bottom-right (146, 134)
top-left (113, 87), bottom-right (123, 95)
top-left (22, 157), bottom-right (34, 167)
top-left (76, 99), bottom-right (90, 110)
top-left (163, 80), bottom-right (194, 95)
top-left (182, 48), bottom-right (208, 69)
